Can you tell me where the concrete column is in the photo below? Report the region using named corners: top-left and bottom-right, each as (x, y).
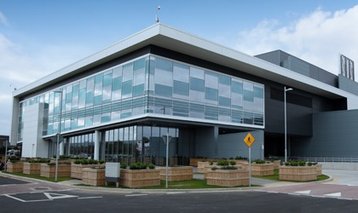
top-left (94, 130), bottom-right (101, 160)
top-left (60, 138), bottom-right (65, 156)
top-left (214, 126), bottom-right (219, 157)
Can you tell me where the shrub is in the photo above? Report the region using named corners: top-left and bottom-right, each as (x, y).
top-left (221, 166), bottom-right (237, 170)
top-left (147, 163), bottom-right (155, 169)
top-left (120, 163), bottom-right (127, 169)
top-left (253, 159), bottom-right (266, 164)
top-left (74, 159), bottom-right (102, 165)
top-left (128, 162), bottom-right (154, 170)
top-left (285, 160), bottom-right (308, 166)
top-left (229, 160), bottom-right (236, 166)
top-left (28, 158), bottom-right (50, 163)
top-left (235, 156), bottom-right (248, 160)
top-left (217, 160), bottom-right (229, 166)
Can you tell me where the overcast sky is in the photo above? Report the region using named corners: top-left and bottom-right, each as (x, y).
top-left (0, 0), bottom-right (358, 137)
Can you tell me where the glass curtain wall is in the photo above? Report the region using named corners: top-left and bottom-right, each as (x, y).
top-left (17, 54), bottom-right (264, 142)
top-left (104, 125), bottom-right (180, 166)
top-left (63, 133), bottom-right (95, 158)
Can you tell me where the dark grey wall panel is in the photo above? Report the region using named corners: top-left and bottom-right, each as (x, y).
top-left (291, 109), bottom-right (358, 157)
top-left (338, 74), bottom-right (358, 96)
top-left (217, 130), bottom-right (264, 160)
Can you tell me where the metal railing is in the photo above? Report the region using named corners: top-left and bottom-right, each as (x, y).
top-left (290, 156), bottom-right (358, 163)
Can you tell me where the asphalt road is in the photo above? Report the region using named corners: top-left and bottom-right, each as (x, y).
top-left (1, 189), bottom-right (358, 213)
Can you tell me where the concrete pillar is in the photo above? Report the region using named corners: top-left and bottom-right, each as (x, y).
top-left (214, 126), bottom-right (219, 156)
top-left (60, 138), bottom-right (65, 156)
top-left (94, 130), bottom-right (101, 160)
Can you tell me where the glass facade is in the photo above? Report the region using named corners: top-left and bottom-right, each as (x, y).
top-left (104, 125), bottom-right (180, 165)
top-left (63, 133), bottom-right (95, 158)
top-left (17, 54), bottom-right (264, 141)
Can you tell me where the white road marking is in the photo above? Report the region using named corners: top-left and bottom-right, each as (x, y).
top-left (166, 192), bottom-right (185, 195)
top-left (4, 194), bottom-right (52, 203)
top-left (78, 196), bottom-right (103, 200)
top-left (324, 192), bottom-right (342, 197)
top-left (294, 190), bottom-right (312, 195)
top-left (125, 194), bottom-right (148, 197)
top-left (44, 192), bottom-right (78, 200)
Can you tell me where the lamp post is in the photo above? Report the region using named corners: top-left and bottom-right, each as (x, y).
top-left (284, 86), bottom-right (293, 163)
top-left (54, 89), bottom-right (63, 182)
top-left (165, 128), bottom-right (169, 189)
top-left (4, 139), bottom-right (8, 172)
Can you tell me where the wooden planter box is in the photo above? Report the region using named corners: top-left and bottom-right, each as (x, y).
top-left (252, 163), bottom-right (274, 176)
top-left (271, 160), bottom-right (281, 170)
top-left (82, 167), bottom-right (105, 186)
top-left (197, 161), bottom-right (212, 173)
top-left (156, 166), bottom-right (193, 181)
top-left (71, 163), bottom-right (99, 179)
top-left (189, 158), bottom-right (205, 167)
top-left (234, 160), bottom-right (249, 170)
top-left (206, 169), bottom-right (249, 187)
top-left (316, 164), bottom-right (322, 176)
top-left (23, 162), bottom-right (41, 175)
top-left (119, 169), bottom-right (160, 188)
top-left (6, 161), bottom-right (23, 173)
top-left (40, 163), bottom-right (71, 178)
top-left (279, 165), bottom-right (318, 181)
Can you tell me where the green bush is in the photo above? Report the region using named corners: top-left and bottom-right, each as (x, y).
top-left (73, 159), bottom-right (102, 165)
top-left (221, 166), bottom-right (237, 170)
top-left (120, 163), bottom-right (127, 169)
top-left (253, 159), bottom-right (266, 164)
top-left (234, 156), bottom-right (248, 160)
top-left (229, 160), bottom-right (236, 166)
top-left (285, 160), bottom-right (307, 166)
top-left (28, 158), bottom-right (50, 163)
top-left (128, 162), bottom-right (155, 170)
top-left (217, 160), bottom-right (229, 166)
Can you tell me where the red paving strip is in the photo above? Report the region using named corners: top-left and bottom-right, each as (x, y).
top-left (259, 183), bottom-right (358, 200)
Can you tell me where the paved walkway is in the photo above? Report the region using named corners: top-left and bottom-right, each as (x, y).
top-left (323, 169), bottom-right (358, 186)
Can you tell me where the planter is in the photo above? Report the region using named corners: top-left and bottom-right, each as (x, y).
top-left (271, 160), bottom-right (281, 170)
top-left (279, 165), bottom-right (318, 181)
top-left (71, 163), bottom-right (100, 179)
top-left (234, 160), bottom-right (249, 170)
top-left (189, 158), bottom-right (206, 167)
top-left (156, 166), bottom-right (193, 181)
top-left (197, 161), bottom-right (214, 173)
top-left (119, 169), bottom-right (160, 188)
top-left (23, 162), bottom-right (41, 175)
top-left (6, 161), bottom-right (23, 173)
top-left (82, 167), bottom-right (105, 186)
top-left (206, 169), bottom-right (249, 187)
top-left (316, 164), bottom-right (322, 176)
top-left (40, 163), bottom-right (71, 178)
top-left (252, 163), bottom-right (274, 176)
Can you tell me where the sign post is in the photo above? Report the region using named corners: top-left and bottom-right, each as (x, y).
top-left (244, 132), bottom-right (255, 187)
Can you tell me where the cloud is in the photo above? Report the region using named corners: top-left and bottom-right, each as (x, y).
top-left (235, 5), bottom-right (358, 75)
top-left (0, 33), bottom-right (92, 136)
top-left (0, 11), bottom-right (8, 26)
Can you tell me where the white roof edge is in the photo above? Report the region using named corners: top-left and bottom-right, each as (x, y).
top-left (157, 24), bottom-right (357, 100)
top-left (13, 23), bottom-right (357, 103)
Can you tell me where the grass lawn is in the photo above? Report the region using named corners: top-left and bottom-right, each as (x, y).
top-left (142, 179), bottom-right (222, 189)
top-left (254, 169), bottom-right (330, 182)
top-left (4, 172), bottom-right (72, 182)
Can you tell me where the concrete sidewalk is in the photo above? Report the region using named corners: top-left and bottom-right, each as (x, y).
top-left (323, 169), bottom-right (358, 186)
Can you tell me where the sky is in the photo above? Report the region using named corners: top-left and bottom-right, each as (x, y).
top-left (0, 0), bottom-right (358, 137)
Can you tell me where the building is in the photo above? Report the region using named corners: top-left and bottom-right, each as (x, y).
top-left (11, 24), bottom-right (358, 164)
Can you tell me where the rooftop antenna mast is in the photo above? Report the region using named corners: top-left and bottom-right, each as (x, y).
top-left (156, 5), bottom-right (160, 23)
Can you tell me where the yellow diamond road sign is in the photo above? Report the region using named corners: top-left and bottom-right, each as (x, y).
top-left (244, 133), bottom-right (255, 148)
